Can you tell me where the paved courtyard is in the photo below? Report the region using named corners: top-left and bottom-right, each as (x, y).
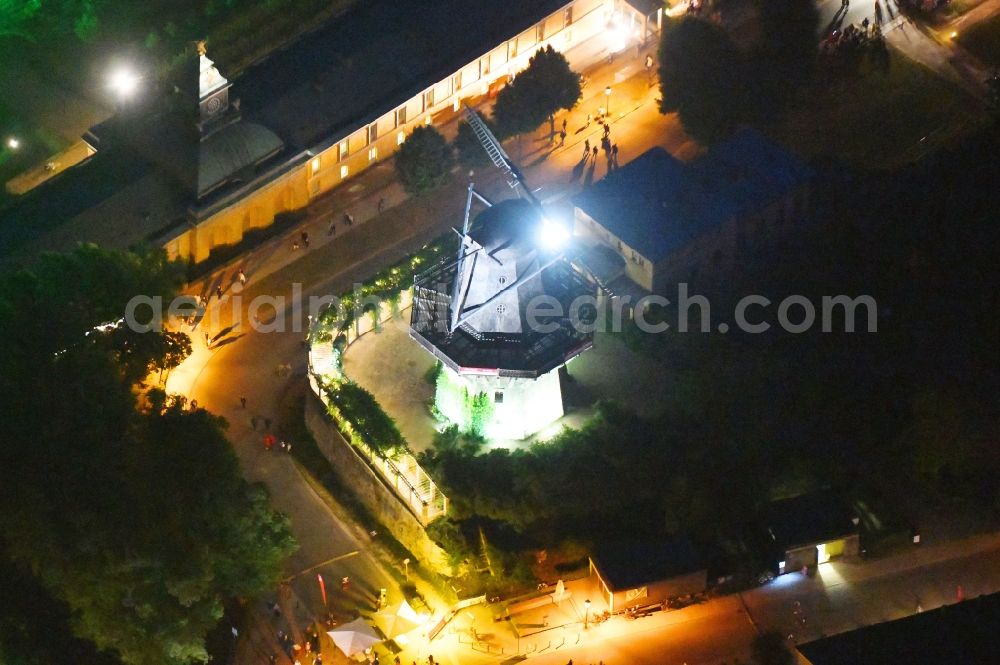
top-left (342, 308), bottom-right (674, 452)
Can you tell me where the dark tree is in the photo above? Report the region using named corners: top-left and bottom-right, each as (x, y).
top-left (657, 17), bottom-right (742, 144)
top-left (493, 45), bottom-right (581, 139)
top-left (743, 0), bottom-right (819, 120)
top-left (0, 246), bottom-right (296, 665)
top-left (453, 120), bottom-right (492, 169)
top-left (394, 125), bottom-right (454, 195)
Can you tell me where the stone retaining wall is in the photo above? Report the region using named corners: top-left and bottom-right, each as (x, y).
top-left (304, 392), bottom-right (451, 575)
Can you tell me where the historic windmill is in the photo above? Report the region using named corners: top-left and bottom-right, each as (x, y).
top-left (409, 107), bottom-right (594, 440)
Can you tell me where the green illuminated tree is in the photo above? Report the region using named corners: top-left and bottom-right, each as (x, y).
top-left (467, 391), bottom-right (494, 437)
top-left (394, 125), bottom-right (454, 195)
top-left (0, 0), bottom-right (42, 39)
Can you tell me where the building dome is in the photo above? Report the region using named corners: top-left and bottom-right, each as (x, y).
top-left (198, 121), bottom-right (284, 197)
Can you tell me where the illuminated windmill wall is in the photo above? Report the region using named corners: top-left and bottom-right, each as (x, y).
top-left (410, 198), bottom-right (593, 440)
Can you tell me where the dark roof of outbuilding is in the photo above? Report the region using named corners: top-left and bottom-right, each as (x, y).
top-left (798, 592), bottom-right (1000, 665)
top-left (592, 539), bottom-right (705, 591)
top-left (766, 489), bottom-right (857, 551)
top-left (688, 129), bottom-right (813, 219)
top-left (572, 130), bottom-right (811, 264)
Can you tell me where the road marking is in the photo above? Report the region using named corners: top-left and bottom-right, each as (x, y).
top-left (283, 550), bottom-right (359, 582)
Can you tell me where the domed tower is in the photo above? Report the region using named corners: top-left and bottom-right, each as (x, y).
top-left (410, 109), bottom-right (593, 440)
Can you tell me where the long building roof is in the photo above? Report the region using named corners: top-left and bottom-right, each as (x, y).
top-left (0, 0), bottom-right (570, 262)
top-left (236, 0), bottom-right (569, 150)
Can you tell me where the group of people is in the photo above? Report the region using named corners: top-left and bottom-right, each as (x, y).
top-left (262, 433), bottom-right (294, 453)
top-left (580, 117), bottom-right (621, 171)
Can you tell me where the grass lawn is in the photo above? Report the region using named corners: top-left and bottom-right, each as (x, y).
top-left (957, 13), bottom-right (1000, 67)
top-left (765, 52), bottom-right (987, 169)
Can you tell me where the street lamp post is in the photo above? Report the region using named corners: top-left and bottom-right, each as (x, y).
top-left (584, 599), bottom-right (591, 629)
top-left (403, 557), bottom-right (410, 580)
top-left (604, 86), bottom-right (612, 117)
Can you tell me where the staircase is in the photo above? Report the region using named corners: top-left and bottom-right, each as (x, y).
top-left (463, 106), bottom-right (521, 190)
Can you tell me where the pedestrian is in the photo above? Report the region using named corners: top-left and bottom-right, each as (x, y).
top-left (216, 285), bottom-right (223, 299)
top-left (205, 332), bottom-right (211, 346)
top-left (300, 231), bottom-right (310, 248)
top-left (377, 197), bottom-right (386, 213)
top-left (240, 396), bottom-right (247, 409)
top-left (278, 440), bottom-right (286, 452)
top-left (612, 144), bottom-right (619, 160)
top-left (561, 118), bottom-right (568, 133)
top-left (190, 399), bottom-right (198, 410)
top-left (592, 145), bottom-right (598, 160)
top-left (292, 240), bottom-right (300, 250)
top-left (286, 441), bottom-right (293, 454)
top-left (602, 122), bottom-right (610, 139)
top-left (327, 220), bottom-right (337, 236)
top-left (559, 129), bottom-right (567, 145)
top-left (344, 212), bottom-right (354, 227)
top-left (583, 139), bottom-right (590, 158)
top-left (585, 113), bottom-right (592, 127)
top-left (237, 269), bottom-right (247, 285)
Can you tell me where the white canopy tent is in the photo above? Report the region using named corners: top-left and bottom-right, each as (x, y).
top-left (374, 598), bottom-right (422, 639)
top-left (327, 618), bottom-right (381, 658)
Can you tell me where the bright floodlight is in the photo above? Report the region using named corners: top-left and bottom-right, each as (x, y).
top-left (6, 137), bottom-right (19, 150)
top-left (109, 68), bottom-right (140, 98)
top-left (539, 218), bottom-right (570, 251)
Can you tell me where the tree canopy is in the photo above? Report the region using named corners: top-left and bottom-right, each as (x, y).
top-left (0, 245), bottom-right (296, 665)
top-left (394, 125), bottom-right (454, 195)
top-left (453, 120), bottom-right (493, 169)
top-left (493, 45), bottom-right (581, 138)
top-left (658, 2), bottom-right (818, 144)
top-left (658, 16), bottom-right (742, 144)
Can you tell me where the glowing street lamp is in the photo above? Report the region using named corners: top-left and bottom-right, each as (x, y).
top-left (108, 67), bottom-right (140, 100)
top-left (584, 599), bottom-right (591, 629)
top-left (402, 557), bottom-right (410, 580)
top-left (6, 137), bottom-right (19, 150)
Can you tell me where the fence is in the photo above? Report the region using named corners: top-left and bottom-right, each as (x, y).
top-left (308, 289), bottom-right (448, 525)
